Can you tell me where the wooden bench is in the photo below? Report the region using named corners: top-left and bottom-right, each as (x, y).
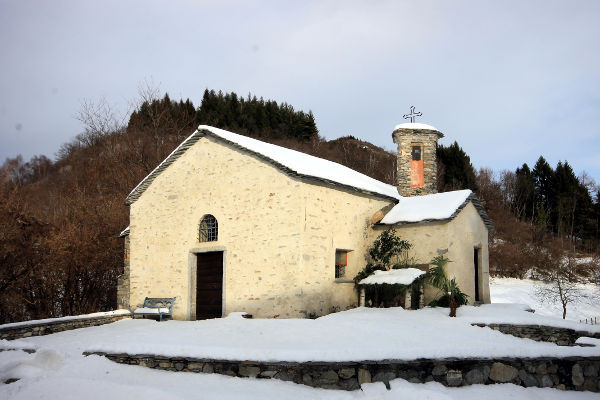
top-left (133, 297), bottom-right (175, 322)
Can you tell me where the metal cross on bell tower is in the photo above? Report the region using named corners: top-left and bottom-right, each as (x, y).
top-left (403, 106), bottom-right (422, 123)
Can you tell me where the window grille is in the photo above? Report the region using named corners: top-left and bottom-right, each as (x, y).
top-left (199, 214), bottom-right (218, 242)
top-left (335, 250), bottom-right (348, 279)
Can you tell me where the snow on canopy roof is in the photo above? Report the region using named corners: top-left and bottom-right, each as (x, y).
top-left (394, 122), bottom-right (439, 131)
top-left (359, 268), bottom-right (425, 285)
top-left (380, 189), bottom-right (493, 230)
top-left (125, 125), bottom-right (401, 205)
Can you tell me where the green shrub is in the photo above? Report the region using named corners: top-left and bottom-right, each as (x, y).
top-left (355, 229), bottom-right (417, 308)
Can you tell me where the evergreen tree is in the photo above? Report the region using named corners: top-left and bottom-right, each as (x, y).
top-left (595, 190), bottom-right (600, 251)
top-left (552, 161), bottom-right (577, 238)
top-left (436, 141), bottom-right (478, 192)
top-left (195, 89), bottom-right (318, 141)
top-left (514, 163), bottom-right (536, 222)
top-left (530, 156), bottom-right (555, 238)
top-left (127, 93), bottom-right (197, 140)
top-left (576, 185), bottom-right (595, 250)
top-left (532, 156), bottom-right (554, 211)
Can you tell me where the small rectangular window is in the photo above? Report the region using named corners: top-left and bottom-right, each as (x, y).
top-left (335, 250), bottom-right (348, 279)
top-left (411, 145), bottom-right (421, 161)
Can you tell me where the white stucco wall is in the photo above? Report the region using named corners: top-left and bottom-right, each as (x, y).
top-left (446, 202), bottom-right (491, 304)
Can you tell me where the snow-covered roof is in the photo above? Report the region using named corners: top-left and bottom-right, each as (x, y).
top-left (359, 268), bottom-right (425, 285)
top-left (119, 226), bottom-right (130, 237)
top-left (393, 122), bottom-right (439, 132)
top-left (125, 125), bottom-right (401, 205)
top-left (381, 190), bottom-right (471, 224)
top-left (380, 190), bottom-right (494, 230)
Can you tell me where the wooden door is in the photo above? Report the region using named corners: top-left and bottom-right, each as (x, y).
top-left (196, 251), bottom-right (223, 319)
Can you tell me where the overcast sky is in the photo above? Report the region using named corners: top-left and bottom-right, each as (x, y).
top-left (1, 0), bottom-right (599, 185)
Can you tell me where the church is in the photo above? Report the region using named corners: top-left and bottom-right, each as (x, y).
top-left (117, 120), bottom-right (493, 320)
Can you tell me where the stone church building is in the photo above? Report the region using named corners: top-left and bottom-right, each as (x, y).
top-left (118, 122), bottom-right (493, 320)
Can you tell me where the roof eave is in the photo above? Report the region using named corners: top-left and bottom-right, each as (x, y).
top-left (467, 194), bottom-right (495, 231)
top-left (124, 129), bottom-right (205, 205)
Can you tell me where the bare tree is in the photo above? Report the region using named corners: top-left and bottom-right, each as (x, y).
top-left (74, 97), bottom-right (127, 145)
top-left (578, 171), bottom-right (597, 194)
top-left (131, 78), bottom-right (197, 153)
top-left (1, 156), bottom-right (27, 186)
top-left (135, 78), bottom-right (167, 153)
top-left (499, 170), bottom-right (517, 209)
top-left (534, 244), bottom-right (587, 319)
top-left (133, 77), bottom-right (162, 111)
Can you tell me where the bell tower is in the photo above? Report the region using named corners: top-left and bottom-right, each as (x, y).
top-left (392, 121), bottom-right (444, 197)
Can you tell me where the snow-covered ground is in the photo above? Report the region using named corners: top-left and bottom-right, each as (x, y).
top-left (5, 306), bottom-right (599, 363)
top-left (490, 277), bottom-right (600, 323)
top-left (2, 278), bottom-right (600, 399)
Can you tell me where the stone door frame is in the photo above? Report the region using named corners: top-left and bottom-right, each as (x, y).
top-left (187, 246), bottom-right (227, 320)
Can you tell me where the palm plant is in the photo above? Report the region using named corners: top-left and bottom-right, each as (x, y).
top-left (427, 256), bottom-right (468, 317)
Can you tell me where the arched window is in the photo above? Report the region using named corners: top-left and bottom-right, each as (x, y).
top-left (199, 214), bottom-right (218, 242)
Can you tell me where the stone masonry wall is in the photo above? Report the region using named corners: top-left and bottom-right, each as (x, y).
top-left (88, 352), bottom-right (600, 392)
top-left (473, 323), bottom-right (600, 346)
top-left (392, 128), bottom-right (443, 197)
top-left (129, 135), bottom-right (392, 319)
top-left (117, 235), bottom-right (131, 310)
top-left (0, 314), bottom-right (130, 340)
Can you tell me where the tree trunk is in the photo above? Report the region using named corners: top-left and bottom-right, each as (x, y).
top-left (449, 294), bottom-right (457, 317)
top-left (558, 278), bottom-right (567, 319)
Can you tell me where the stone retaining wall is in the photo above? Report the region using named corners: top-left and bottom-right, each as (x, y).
top-left (86, 352), bottom-right (600, 392)
top-left (0, 314), bottom-right (130, 340)
top-left (472, 323), bottom-right (600, 346)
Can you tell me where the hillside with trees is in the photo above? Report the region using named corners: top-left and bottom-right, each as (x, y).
top-left (1, 89), bottom-right (598, 324)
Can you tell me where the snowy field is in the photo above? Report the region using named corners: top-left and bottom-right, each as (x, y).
top-left (490, 277), bottom-right (600, 323)
top-left (5, 306), bottom-right (599, 363)
top-left (1, 278), bottom-right (600, 399)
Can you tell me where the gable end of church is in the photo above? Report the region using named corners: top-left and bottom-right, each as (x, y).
top-left (125, 127), bottom-right (400, 206)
